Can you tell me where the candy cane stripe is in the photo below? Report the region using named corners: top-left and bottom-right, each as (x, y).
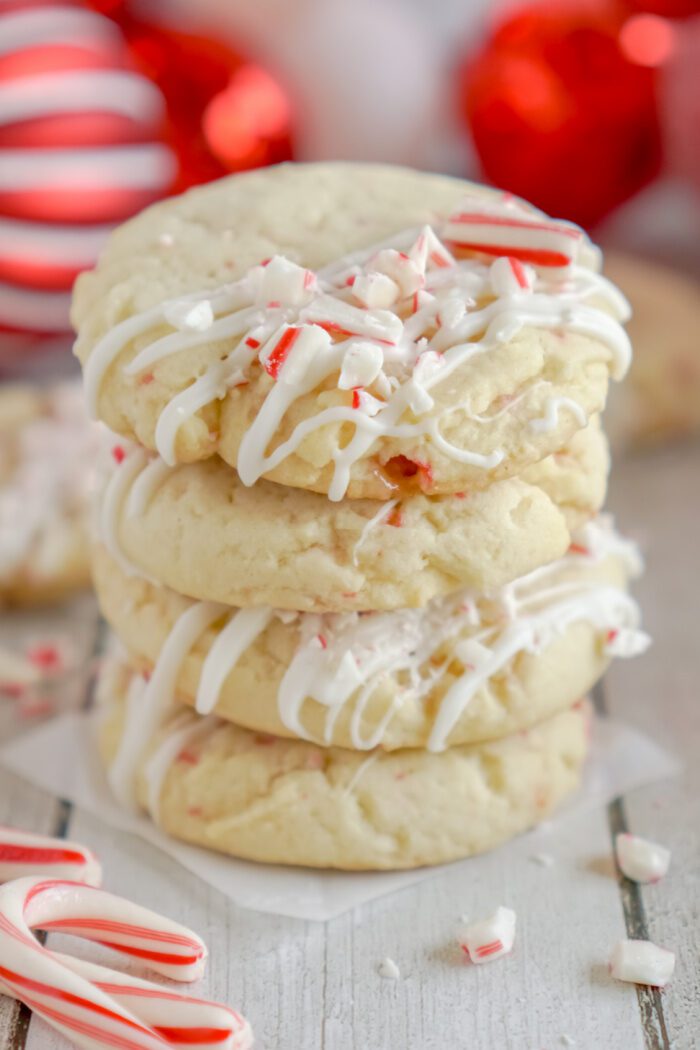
top-left (0, 876), bottom-right (251, 1049)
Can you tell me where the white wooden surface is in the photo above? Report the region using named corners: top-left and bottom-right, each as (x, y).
top-left (0, 441), bottom-right (698, 1050)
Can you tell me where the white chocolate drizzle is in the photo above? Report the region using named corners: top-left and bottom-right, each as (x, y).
top-left (105, 518), bottom-right (647, 820)
top-left (107, 601), bottom-right (225, 808)
top-left (84, 193), bottom-right (632, 500)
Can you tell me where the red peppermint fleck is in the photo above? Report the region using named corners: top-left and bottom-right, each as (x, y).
top-left (260, 257), bottom-right (272, 267)
top-left (418, 461), bottom-right (434, 489)
top-left (264, 326), bottom-right (302, 379)
top-left (606, 629), bottom-right (619, 644)
top-left (429, 250), bottom-right (451, 269)
top-left (111, 445), bottom-right (126, 465)
top-left (475, 940), bottom-right (504, 958)
top-left (245, 336), bottom-right (261, 349)
top-left (303, 269), bottom-right (316, 289)
top-left (352, 387), bottom-right (363, 409)
top-left (454, 492), bottom-right (467, 500)
top-left (317, 634), bottom-right (328, 650)
top-left (411, 291), bottom-right (420, 314)
top-left (569, 543), bottom-right (590, 555)
top-left (508, 256), bottom-right (529, 289)
top-left (26, 644), bottom-right (62, 672)
top-left (187, 806), bottom-right (203, 818)
top-left (344, 275), bottom-right (356, 287)
top-left (177, 749), bottom-right (199, 765)
top-left (267, 300), bottom-right (282, 308)
top-left (386, 506), bottom-right (403, 528)
top-left (139, 372), bottom-right (154, 386)
top-left (315, 320), bottom-right (396, 347)
top-left (397, 251), bottom-right (410, 262)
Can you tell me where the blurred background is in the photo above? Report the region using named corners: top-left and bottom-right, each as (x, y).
top-left (1, 0), bottom-right (698, 373)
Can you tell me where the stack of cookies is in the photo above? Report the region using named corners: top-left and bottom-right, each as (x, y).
top-left (73, 164), bottom-right (649, 870)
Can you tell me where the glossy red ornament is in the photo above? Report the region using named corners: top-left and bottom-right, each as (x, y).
top-left (88, 4), bottom-right (294, 191)
top-left (459, 2), bottom-right (665, 228)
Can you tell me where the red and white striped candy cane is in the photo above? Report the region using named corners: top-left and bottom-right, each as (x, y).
top-left (442, 206), bottom-right (583, 268)
top-left (0, 877), bottom-right (251, 1050)
top-left (55, 953), bottom-right (251, 1050)
top-left (0, 827), bottom-right (101, 886)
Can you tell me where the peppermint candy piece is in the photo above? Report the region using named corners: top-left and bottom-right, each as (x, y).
top-left (610, 939), bottom-right (675, 987)
top-left (615, 833), bottom-right (670, 884)
top-left (457, 906), bottom-right (516, 964)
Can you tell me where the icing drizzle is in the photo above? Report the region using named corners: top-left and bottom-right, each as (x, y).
top-left (103, 518), bottom-right (649, 812)
top-left (83, 193), bottom-right (631, 501)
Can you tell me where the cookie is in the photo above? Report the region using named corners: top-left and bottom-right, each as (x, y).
top-left (92, 517), bottom-right (646, 752)
top-left (73, 162), bottom-right (630, 500)
top-left (0, 382), bottom-right (99, 605)
top-left (100, 420), bottom-right (609, 611)
top-left (97, 657), bottom-right (589, 870)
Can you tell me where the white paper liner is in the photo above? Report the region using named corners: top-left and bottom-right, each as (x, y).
top-left (0, 712), bottom-right (679, 921)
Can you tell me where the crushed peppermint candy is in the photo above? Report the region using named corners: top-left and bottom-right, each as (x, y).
top-left (258, 256), bottom-right (317, 306)
top-left (352, 271), bottom-right (401, 309)
top-left (604, 628), bottom-right (651, 657)
top-left (610, 939), bottom-right (675, 987)
top-left (377, 957), bottom-right (401, 980)
top-left (443, 203), bottom-right (583, 268)
top-left (457, 906), bottom-right (516, 964)
top-left (163, 298), bottom-right (214, 332)
top-left (615, 833), bottom-right (670, 884)
top-left (338, 341), bottom-right (384, 390)
top-left (489, 256), bottom-right (536, 296)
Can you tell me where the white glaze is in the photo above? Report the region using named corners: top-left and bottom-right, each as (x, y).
top-left (83, 194), bottom-right (631, 501)
top-left (530, 397), bottom-right (588, 434)
top-left (107, 520), bottom-right (647, 775)
top-left (107, 602), bottom-right (225, 809)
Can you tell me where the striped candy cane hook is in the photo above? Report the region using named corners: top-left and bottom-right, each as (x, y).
top-left (0, 877), bottom-right (251, 1050)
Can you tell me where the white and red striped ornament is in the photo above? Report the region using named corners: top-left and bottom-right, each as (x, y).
top-left (0, 876), bottom-right (252, 1050)
top-left (0, 827), bottom-right (101, 886)
top-left (0, 2), bottom-right (175, 341)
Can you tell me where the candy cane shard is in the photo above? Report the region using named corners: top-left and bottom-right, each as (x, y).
top-left (610, 939), bottom-right (675, 987)
top-left (443, 205), bottom-right (583, 268)
top-left (457, 906), bottom-right (517, 964)
top-left (0, 877), bottom-right (251, 1050)
top-left (0, 828), bottom-right (101, 887)
top-left (615, 833), bottom-right (670, 884)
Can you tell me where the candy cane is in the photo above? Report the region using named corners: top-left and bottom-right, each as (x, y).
top-left (443, 207), bottom-right (583, 268)
top-left (55, 954), bottom-right (251, 1050)
top-left (0, 828), bottom-right (101, 886)
top-left (0, 877), bottom-right (251, 1050)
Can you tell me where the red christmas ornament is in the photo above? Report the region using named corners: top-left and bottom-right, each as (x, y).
top-left (0, 0), bottom-right (293, 355)
top-left (458, 2), bottom-right (665, 228)
top-left (89, 4), bottom-right (294, 192)
top-left (0, 2), bottom-right (175, 345)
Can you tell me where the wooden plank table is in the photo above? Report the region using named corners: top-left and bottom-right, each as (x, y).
top-left (0, 441), bottom-right (698, 1050)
